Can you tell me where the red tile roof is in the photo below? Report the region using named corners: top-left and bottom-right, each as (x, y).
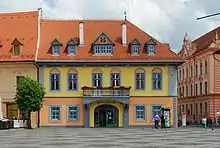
top-left (0, 11), bottom-right (39, 61)
top-left (37, 20), bottom-right (182, 62)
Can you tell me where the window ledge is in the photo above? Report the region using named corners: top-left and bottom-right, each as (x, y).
top-left (49, 90), bottom-right (61, 92)
top-left (49, 120), bottom-right (62, 123)
top-left (67, 120), bottom-right (79, 122)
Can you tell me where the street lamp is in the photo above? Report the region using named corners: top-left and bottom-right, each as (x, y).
top-left (197, 12), bottom-right (220, 20)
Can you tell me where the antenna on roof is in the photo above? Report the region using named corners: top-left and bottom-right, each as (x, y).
top-left (124, 10), bottom-right (127, 20)
top-left (38, 7), bottom-right (43, 18)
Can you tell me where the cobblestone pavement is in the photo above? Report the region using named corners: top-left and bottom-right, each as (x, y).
top-left (0, 127), bottom-right (219, 148)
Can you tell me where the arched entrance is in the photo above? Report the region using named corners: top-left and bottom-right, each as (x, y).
top-left (94, 104), bottom-right (119, 127)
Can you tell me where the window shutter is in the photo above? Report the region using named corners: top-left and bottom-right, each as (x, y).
top-left (58, 46), bottom-right (60, 55)
top-left (100, 73), bottom-right (102, 87)
top-left (153, 45), bottom-right (156, 54)
top-left (146, 44), bottom-right (149, 54)
top-left (92, 73), bottom-right (95, 86)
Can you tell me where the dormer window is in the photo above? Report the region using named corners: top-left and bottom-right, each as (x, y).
top-left (51, 38), bottom-right (62, 56)
top-left (13, 45), bottom-right (20, 56)
top-left (148, 44), bottom-right (156, 55)
top-left (92, 32), bottom-right (115, 56)
top-left (52, 45), bottom-right (60, 55)
top-left (67, 45), bottom-right (76, 55)
top-left (66, 38), bottom-right (78, 56)
top-left (146, 38), bottom-right (156, 55)
top-left (11, 38), bottom-right (23, 56)
top-left (130, 38), bottom-right (140, 55)
top-left (131, 45), bottom-right (140, 55)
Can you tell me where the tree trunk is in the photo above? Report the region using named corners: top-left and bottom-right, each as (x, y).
top-left (26, 111), bottom-right (32, 129)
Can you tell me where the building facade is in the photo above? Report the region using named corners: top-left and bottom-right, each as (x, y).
top-left (37, 20), bottom-right (182, 127)
top-left (178, 30), bottom-right (220, 123)
top-left (0, 11), bottom-right (40, 127)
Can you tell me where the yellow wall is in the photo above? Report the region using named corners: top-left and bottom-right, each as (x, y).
top-left (89, 101), bottom-right (123, 127)
top-left (40, 98), bottom-right (84, 126)
top-left (44, 67), bottom-right (168, 97)
top-left (129, 97), bottom-right (173, 126)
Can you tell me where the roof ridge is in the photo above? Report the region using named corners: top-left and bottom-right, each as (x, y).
top-left (0, 10), bottom-right (38, 16)
top-left (41, 19), bottom-right (125, 22)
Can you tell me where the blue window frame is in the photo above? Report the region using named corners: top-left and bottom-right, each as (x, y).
top-left (134, 104), bottom-right (146, 121)
top-left (67, 105), bottom-right (79, 121)
top-left (135, 73), bottom-right (145, 90)
top-left (110, 73), bottom-right (120, 87)
top-left (52, 45), bottom-right (61, 55)
top-left (131, 45), bottom-right (140, 55)
top-left (68, 73), bottom-right (78, 91)
top-left (93, 45), bottom-right (113, 55)
top-left (147, 44), bottom-right (156, 55)
top-left (151, 104), bottom-right (162, 121)
top-left (92, 73), bottom-right (102, 87)
top-left (67, 45), bottom-right (76, 55)
top-left (152, 73), bottom-right (162, 90)
top-left (50, 73), bottom-right (60, 91)
top-left (49, 105), bottom-right (61, 122)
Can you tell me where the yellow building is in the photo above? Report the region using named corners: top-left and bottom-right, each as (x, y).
top-left (37, 19), bottom-right (183, 128)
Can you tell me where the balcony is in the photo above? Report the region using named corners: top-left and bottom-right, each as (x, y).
top-left (82, 86), bottom-right (131, 97)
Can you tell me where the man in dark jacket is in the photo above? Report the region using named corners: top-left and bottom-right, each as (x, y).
top-left (161, 114), bottom-right (165, 129)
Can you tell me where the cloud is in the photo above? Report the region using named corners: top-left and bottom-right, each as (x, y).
top-left (1, 0), bottom-right (220, 52)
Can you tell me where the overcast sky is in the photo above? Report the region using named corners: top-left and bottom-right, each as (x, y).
top-left (1, 0), bottom-right (220, 52)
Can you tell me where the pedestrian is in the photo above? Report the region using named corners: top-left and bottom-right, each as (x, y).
top-left (160, 114), bottom-right (165, 129)
top-left (153, 114), bottom-right (160, 129)
top-left (208, 117), bottom-right (214, 130)
top-left (202, 117), bottom-right (207, 129)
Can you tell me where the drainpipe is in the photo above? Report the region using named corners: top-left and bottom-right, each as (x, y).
top-left (34, 62), bottom-right (40, 128)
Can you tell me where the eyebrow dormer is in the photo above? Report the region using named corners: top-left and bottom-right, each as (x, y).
top-left (51, 38), bottom-right (62, 56)
top-left (66, 38), bottom-right (78, 56)
top-left (11, 38), bottom-right (23, 56)
top-left (130, 38), bottom-right (141, 55)
top-left (146, 38), bottom-right (156, 55)
top-left (92, 32), bottom-right (115, 55)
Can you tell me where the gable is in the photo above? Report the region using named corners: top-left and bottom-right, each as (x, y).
top-left (11, 38), bottom-right (23, 46)
top-left (130, 38), bottom-right (140, 45)
top-left (93, 32), bottom-right (114, 45)
top-left (51, 38), bottom-right (62, 46)
top-left (67, 38), bottom-right (78, 45)
top-left (146, 38), bottom-right (156, 45)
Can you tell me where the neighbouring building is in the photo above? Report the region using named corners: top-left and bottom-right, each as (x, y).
top-left (0, 10), bottom-right (40, 128)
top-left (178, 29), bottom-right (220, 123)
top-left (37, 19), bottom-right (183, 128)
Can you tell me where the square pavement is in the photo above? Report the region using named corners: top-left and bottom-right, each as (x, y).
top-left (0, 127), bottom-right (219, 148)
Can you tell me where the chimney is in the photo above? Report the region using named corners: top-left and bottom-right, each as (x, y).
top-left (79, 22), bottom-right (84, 45)
top-left (122, 23), bottom-right (127, 45)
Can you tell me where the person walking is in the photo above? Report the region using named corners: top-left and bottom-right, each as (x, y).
top-left (153, 114), bottom-right (160, 129)
top-left (208, 117), bottom-right (214, 130)
top-left (202, 117), bottom-right (207, 129)
top-left (161, 114), bottom-right (165, 129)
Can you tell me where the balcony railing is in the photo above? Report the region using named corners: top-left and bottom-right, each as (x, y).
top-left (81, 86), bottom-right (131, 97)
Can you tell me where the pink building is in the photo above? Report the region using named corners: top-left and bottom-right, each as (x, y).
top-left (178, 27), bottom-right (220, 123)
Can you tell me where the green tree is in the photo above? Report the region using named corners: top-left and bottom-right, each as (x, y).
top-left (14, 76), bottom-right (46, 129)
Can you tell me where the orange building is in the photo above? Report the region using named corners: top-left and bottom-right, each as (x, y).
top-left (178, 29), bottom-right (220, 123)
top-left (36, 19), bottom-right (183, 128)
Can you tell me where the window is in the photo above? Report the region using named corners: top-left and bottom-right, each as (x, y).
top-left (68, 72), bottom-right (78, 91)
top-left (205, 61), bottom-right (208, 73)
top-left (93, 45), bottom-right (113, 55)
top-left (190, 66), bottom-right (193, 77)
top-left (151, 105), bottom-right (162, 120)
top-left (205, 82), bottom-right (208, 94)
top-left (186, 85), bottom-right (188, 97)
top-left (200, 82), bottom-right (202, 95)
top-left (92, 73), bottom-right (102, 87)
top-left (186, 104), bottom-right (189, 115)
top-left (195, 104), bottom-right (198, 116)
top-left (195, 64), bottom-right (198, 76)
top-left (200, 62), bottom-right (203, 75)
top-left (135, 105), bottom-right (146, 121)
top-left (16, 76), bottom-right (24, 86)
top-left (182, 69), bottom-right (185, 79)
top-left (110, 73), bottom-right (120, 87)
top-left (50, 105), bottom-right (61, 121)
top-left (147, 44), bottom-right (156, 55)
top-left (200, 103), bottom-right (202, 116)
top-left (190, 104), bottom-right (193, 115)
top-left (50, 69), bottom-right (60, 91)
top-left (67, 45), bottom-right (76, 55)
top-left (195, 84), bottom-right (198, 96)
top-left (182, 86), bottom-right (184, 97)
top-left (52, 45), bottom-right (61, 55)
top-left (205, 102), bottom-right (207, 116)
top-left (179, 87), bottom-right (181, 97)
top-left (190, 84), bottom-right (193, 96)
top-left (131, 45), bottom-right (140, 55)
top-left (13, 45), bottom-right (20, 56)
top-left (67, 105), bottom-right (79, 121)
top-left (135, 73), bottom-right (145, 90)
top-left (179, 69), bottom-right (181, 80)
top-left (152, 73), bottom-right (162, 90)
top-left (182, 105), bottom-right (184, 112)
top-left (186, 68), bottom-right (188, 78)
top-left (6, 103), bottom-right (18, 119)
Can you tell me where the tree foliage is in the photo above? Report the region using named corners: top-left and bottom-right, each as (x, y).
top-left (14, 76), bottom-right (46, 128)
